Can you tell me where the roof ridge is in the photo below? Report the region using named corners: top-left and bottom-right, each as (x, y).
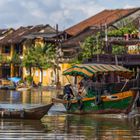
top-left (105, 7), bottom-right (140, 11)
top-left (65, 7), bottom-right (140, 36)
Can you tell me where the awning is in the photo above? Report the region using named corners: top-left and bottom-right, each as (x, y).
top-left (8, 77), bottom-right (21, 83)
top-left (63, 64), bottom-right (133, 79)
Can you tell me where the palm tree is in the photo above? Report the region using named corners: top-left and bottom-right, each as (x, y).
top-left (22, 47), bottom-right (36, 76)
top-left (22, 44), bottom-right (56, 84)
top-left (11, 52), bottom-right (21, 77)
top-left (11, 52), bottom-right (21, 65)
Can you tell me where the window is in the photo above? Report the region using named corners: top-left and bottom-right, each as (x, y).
top-left (15, 45), bottom-right (23, 55)
top-left (43, 71), bottom-right (47, 76)
top-left (35, 71), bottom-right (39, 76)
top-left (3, 46), bottom-right (10, 54)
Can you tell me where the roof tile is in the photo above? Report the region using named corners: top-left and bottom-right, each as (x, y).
top-left (65, 8), bottom-right (140, 36)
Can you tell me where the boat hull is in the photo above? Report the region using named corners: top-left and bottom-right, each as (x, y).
top-left (0, 103), bottom-right (53, 120)
top-left (65, 96), bottom-right (132, 114)
top-left (53, 90), bottom-right (136, 114)
top-left (16, 87), bottom-right (31, 91)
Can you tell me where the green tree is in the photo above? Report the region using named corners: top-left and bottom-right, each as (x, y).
top-left (112, 45), bottom-right (127, 65)
top-left (0, 54), bottom-right (11, 64)
top-left (112, 45), bottom-right (126, 55)
top-left (108, 21), bottom-right (137, 37)
top-left (0, 55), bottom-right (4, 64)
top-left (22, 44), bottom-right (56, 84)
top-left (11, 52), bottom-right (21, 65)
top-left (22, 46), bottom-right (36, 76)
top-left (75, 32), bottom-right (103, 63)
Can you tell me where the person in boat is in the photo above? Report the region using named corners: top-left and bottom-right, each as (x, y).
top-left (93, 75), bottom-right (104, 105)
top-left (78, 81), bottom-right (87, 95)
top-left (80, 77), bottom-right (93, 92)
top-left (76, 82), bottom-right (85, 110)
top-left (63, 83), bottom-right (74, 101)
top-left (94, 75), bottom-right (104, 93)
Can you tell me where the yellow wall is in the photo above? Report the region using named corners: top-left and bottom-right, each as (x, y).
top-left (0, 38), bottom-right (73, 87)
top-left (60, 63), bottom-right (73, 86)
top-left (22, 63), bottom-right (72, 86)
top-left (35, 38), bottom-right (44, 47)
top-left (9, 38), bottom-right (73, 86)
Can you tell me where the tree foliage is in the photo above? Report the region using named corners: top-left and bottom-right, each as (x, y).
top-left (0, 54), bottom-right (11, 64)
top-left (108, 21), bottom-right (137, 37)
top-left (0, 55), bottom-right (4, 64)
top-left (69, 52), bottom-right (83, 65)
top-left (22, 43), bottom-right (56, 82)
top-left (11, 52), bottom-right (21, 65)
top-left (112, 45), bottom-right (126, 55)
top-left (80, 33), bottom-right (103, 59)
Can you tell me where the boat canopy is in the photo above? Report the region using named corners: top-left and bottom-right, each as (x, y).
top-left (63, 64), bottom-right (133, 79)
top-left (8, 77), bottom-right (21, 83)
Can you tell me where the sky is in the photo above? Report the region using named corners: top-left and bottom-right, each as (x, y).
top-left (0, 0), bottom-right (140, 30)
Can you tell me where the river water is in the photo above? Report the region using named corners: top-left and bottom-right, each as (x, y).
top-left (0, 89), bottom-right (139, 140)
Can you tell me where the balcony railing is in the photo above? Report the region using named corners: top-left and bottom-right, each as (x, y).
top-left (84, 54), bottom-right (140, 66)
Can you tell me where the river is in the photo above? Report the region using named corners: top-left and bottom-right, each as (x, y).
top-left (0, 89), bottom-right (139, 140)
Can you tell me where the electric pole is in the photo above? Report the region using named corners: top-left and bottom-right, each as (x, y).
top-left (55, 24), bottom-right (61, 89)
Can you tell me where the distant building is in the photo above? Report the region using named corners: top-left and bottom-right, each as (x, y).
top-left (0, 24), bottom-right (70, 86)
top-left (62, 8), bottom-right (140, 59)
top-left (0, 8), bottom-right (140, 86)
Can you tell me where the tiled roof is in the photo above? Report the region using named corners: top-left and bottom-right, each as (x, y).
top-left (23, 25), bottom-right (57, 39)
top-left (0, 28), bottom-right (14, 40)
top-left (62, 26), bottom-right (99, 48)
top-left (0, 25), bottom-right (55, 45)
top-left (0, 26), bottom-right (31, 45)
top-left (65, 8), bottom-right (140, 36)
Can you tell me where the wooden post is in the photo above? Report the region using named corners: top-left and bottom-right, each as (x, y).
top-left (10, 45), bottom-right (14, 77)
top-left (56, 24), bottom-right (61, 89)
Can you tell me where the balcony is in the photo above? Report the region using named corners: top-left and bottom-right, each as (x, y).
top-left (84, 54), bottom-right (140, 66)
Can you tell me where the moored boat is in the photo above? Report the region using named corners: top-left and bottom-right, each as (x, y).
top-left (0, 103), bottom-right (53, 119)
top-left (0, 79), bottom-right (16, 90)
top-left (52, 64), bottom-right (140, 115)
top-left (16, 86), bottom-right (31, 91)
top-left (0, 85), bottom-right (16, 90)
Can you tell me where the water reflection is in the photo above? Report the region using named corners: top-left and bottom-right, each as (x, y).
top-left (0, 89), bottom-right (58, 104)
top-left (0, 89), bottom-right (139, 139)
top-left (0, 119), bottom-right (47, 139)
top-left (42, 114), bottom-right (140, 140)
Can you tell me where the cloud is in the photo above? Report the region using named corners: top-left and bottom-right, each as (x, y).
top-left (0, 0), bottom-right (104, 29)
top-left (0, 0), bottom-right (139, 30)
top-left (123, 4), bottom-right (136, 9)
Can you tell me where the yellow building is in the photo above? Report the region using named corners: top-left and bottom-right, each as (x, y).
top-left (0, 25), bottom-right (72, 86)
top-left (22, 37), bottom-right (72, 86)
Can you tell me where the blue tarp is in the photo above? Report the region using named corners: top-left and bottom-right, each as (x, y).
top-left (8, 77), bottom-right (21, 83)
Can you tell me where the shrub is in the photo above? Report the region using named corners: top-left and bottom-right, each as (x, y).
top-left (25, 75), bottom-right (33, 85)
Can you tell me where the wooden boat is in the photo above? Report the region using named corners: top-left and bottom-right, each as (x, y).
top-left (0, 79), bottom-right (16, 90)
top-left (0, 85), bottom-right (15, 90)
top-left (16, 86), bottom-right (31, 91)
top-left (0, 103), bottom-right (53, 119)
top-left (52, 64), bottom-right (140, 115)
